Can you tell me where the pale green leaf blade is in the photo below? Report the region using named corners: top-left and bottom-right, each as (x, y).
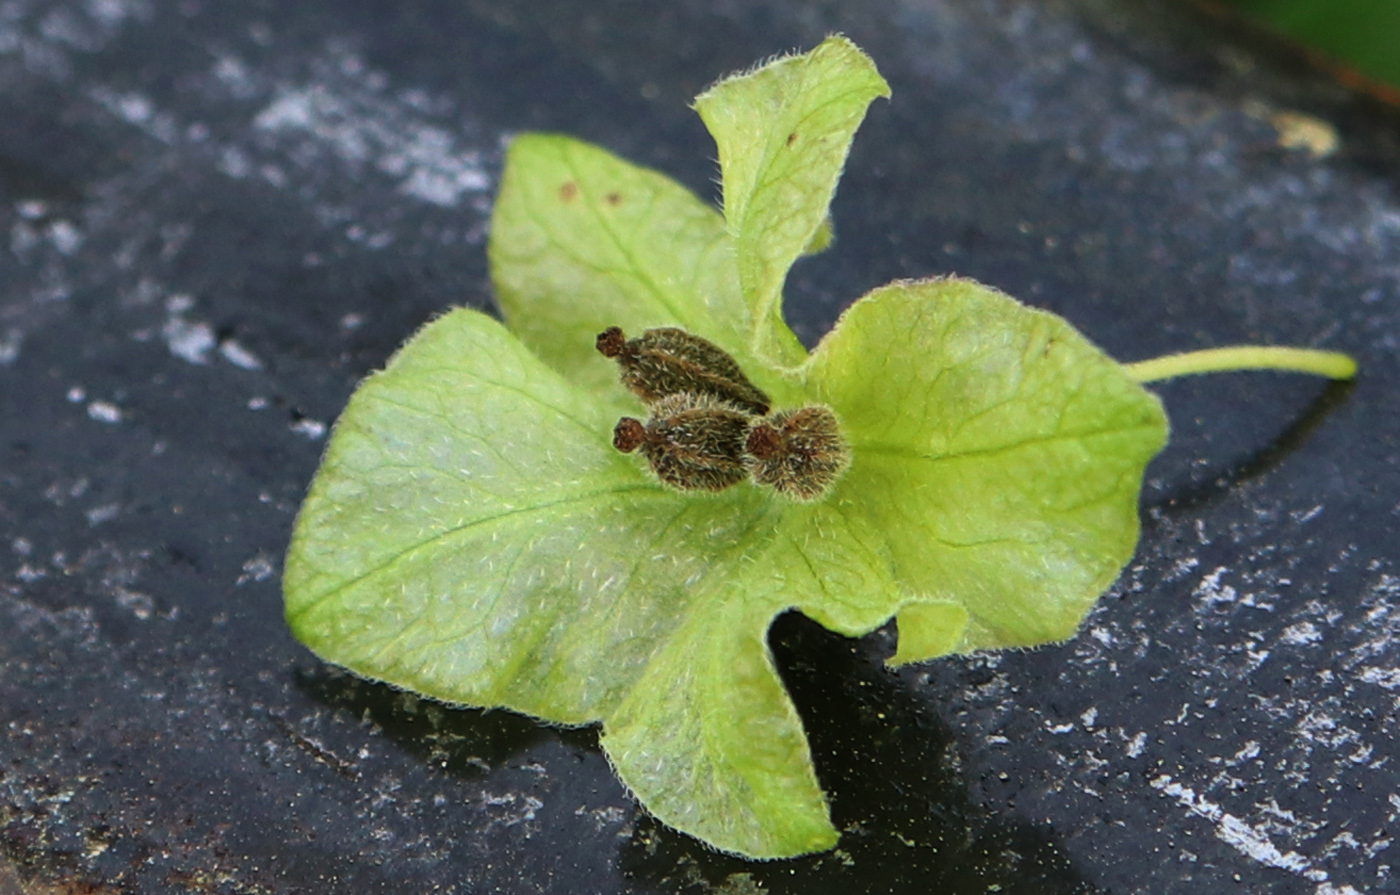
top-left (804, 278), bottom-right (1169, 654)
top-left (694, 35), bottom-right (889, 363)
top-left (284, 308), bottom-right (696, 719)
top-left (284, 32), bottom-right (1207, 862)
top-left (802, 214), bottom-right (835, 257)
top-left (889, 601), bottom-right (970, 665)
top-left (766, 461), bottom-right (970, 664)
top-left (602, 597), bottom-right (835, 858)
top-left (489, 133), bottom-right (753, 396)
top-left (767, 497), bottom-right (912, 634)
top-left (602, 509), bottom-right (906, 858)
top-left (283, 307), bottom-right (906, 857)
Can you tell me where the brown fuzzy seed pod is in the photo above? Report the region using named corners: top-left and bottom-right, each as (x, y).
top-left (746, 405), bottom-right (851, 501)
top-left (613, 394), bottom-right (753, 492)
top-left (595, 326), bottom-right (771, 415)
top-left (745, 424), bottom-right (784, 460)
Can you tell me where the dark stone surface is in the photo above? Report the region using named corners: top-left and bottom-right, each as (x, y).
top-left (2, 1), bottom-right (1397, 892)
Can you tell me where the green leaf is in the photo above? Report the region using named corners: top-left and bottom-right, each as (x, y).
top-left (285, 39), bottom-right (1172, 860)
top-left (283, 282), bottom-right (1167, 856)
top-left (804, 279), bottom-right (1169, 655)
top-left (283, 308), bottom-right (898, 856)
top-left (284, 309), bottom-right (653, 719)
top-left (694, 35), bottom-right (889, 365)
top-left (802, 215), bottom-right (835, 257)
top-left (1225, 0), bottom-right (1400, 91)
top-left (489, 133), bottom-right (756, 400)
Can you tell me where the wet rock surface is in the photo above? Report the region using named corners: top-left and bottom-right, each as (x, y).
top-left (2, 1), bottom-right (1397, 892)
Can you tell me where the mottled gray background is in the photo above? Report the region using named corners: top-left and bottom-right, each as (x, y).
top-left (2, 1), bottom-right (1397, 893)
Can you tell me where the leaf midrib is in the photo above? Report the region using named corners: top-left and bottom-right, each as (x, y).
top-left (288, 483), bottom-right (668, 620)
top-left (854, 418), bottom-right (1164, 463)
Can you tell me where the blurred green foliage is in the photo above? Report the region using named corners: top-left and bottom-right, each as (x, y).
top-left (1225, 0), bottom-right (1400, 89)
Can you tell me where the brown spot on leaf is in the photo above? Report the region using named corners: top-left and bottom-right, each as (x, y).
top-left (787, 131), bottom-right (798, 147)
top-left (558, 181), bottom-right (579, 203)
top-left (605, 191), bottom-right (623, 206)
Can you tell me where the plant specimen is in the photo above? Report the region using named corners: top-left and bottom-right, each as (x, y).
top-left (282, 37), bottom-right (1356, 859)
top-left (613, 392), bottom-right (754, 492)
top-left (745, 405), bottom-right (850, 502)
top-left (597, 325), bottom-right (772, 415)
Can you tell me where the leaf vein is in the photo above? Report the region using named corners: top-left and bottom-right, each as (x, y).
top-left (290, 484), bottom-right (667, 618)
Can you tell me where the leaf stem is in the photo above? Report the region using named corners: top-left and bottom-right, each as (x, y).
top-left (1125, 346), bottom-right (1357, 384)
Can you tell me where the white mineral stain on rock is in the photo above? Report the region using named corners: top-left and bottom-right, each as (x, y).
top-left (0, 328), bottom-right (22, 365)
top-left (290, 418), bottom-right (327, 440)
top-left (87, 85), bottom-right (177, 141)
top-left (253, 61), bottom-right (491, 209)
top-left (87, 0), bottom-right (146, 28)
top-left (1194, 566), bottom-right (1237, 607)
top-left (161, 295), bottom-right (216, 365)
top-left (1280, 621), bottom-right (1323, 646)
top-left (86, 400), bottom-right (121, 423)
top-left (1124, 731), bottom-right (1146, 758)
top-left (47, 220), bottom-right (83, 255)
top-left (85, 503), bottom-right (121, 526)
top-left (1357, 667), bottom-right (1400, 690)
top-left (112, 90), bottom-right (152, 123)
top-left (218, 145), bottom-right (252, 179)
top-left (213, 53), bottom-right (258, 99)
top-left (237, 553), bottom-right (276, 585)
top-left (1151, 775), bottom-right (1326, 881)
top-left (1292, 504), bottom-right (1325, 524)
top-left (1229, 741), bottom-right (1261, 765)
top-left (15, 564), bottom-right (47, 583)
top-left (113, 585), bottom-right (153, 620)
top-left (163, 317), bottom-right (214, 365)
top-left (219, 338), bottom-right (263, 370)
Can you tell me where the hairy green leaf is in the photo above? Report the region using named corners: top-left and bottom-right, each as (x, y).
top-left (695, 35), bottom-right (889, 365)
top-left (489, 133), bottom-right (755, 401)
top-left (285, 38), bottom-right (1170, 859)
top-left (803, 279), bottom-right (1168, 655)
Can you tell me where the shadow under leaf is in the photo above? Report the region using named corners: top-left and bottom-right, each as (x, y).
top-left (1147, 376), bottom-right (1355, 513)
top-left (618, 612), bottom-right (1102, 895)
top-left (294, 664), bottom-right (600, 779)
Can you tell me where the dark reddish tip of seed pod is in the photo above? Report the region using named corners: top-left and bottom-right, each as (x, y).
top-left (746, 425), bottom-right (783, 460)
top-left (613, 418), bottom-right (646, 452)
top-left (596, 327), bottom-right (627, 358)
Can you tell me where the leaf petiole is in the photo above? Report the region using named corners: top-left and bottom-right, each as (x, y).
top-left (1125, 346), bottom-right (1358, 383)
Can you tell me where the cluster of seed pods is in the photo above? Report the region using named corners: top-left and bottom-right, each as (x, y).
top-left (597, 326), bottom-right (850, 501)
